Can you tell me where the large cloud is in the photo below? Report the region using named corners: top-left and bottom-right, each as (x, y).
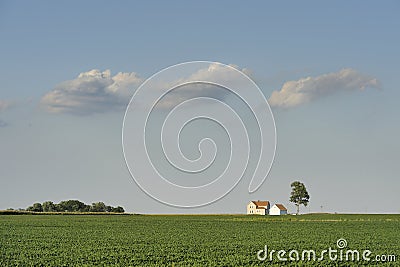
top-left (268, 68), bottom-right (380, 108)
top-left (41, 64), bottom-right (252, 114)
top-left (41, 69), bottom-right (143, 115)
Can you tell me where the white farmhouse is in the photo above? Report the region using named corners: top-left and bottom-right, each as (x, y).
top-left (270, 204), bottom-right (288, 215)
top-left (247, 201), bottom-right (270, 215)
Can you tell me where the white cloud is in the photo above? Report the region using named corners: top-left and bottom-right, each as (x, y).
top-left (154, 63), bottom-right (252, 109)
top-left (184, 63), bottom-right (252, 82)
top-left (268, 68), bottom-right (380, 108)
top-left (41, 69), bottom-right (143, 115)
top-left (41, 64), bottom-right (252, 114)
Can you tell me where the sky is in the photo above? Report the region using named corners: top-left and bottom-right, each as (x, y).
top-left (0, 1), bottom-right (399, 213)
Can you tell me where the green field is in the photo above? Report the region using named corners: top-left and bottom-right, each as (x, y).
top-left (0, 214), bottom-right (399, 266)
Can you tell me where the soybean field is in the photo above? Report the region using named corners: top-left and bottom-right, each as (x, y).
top-left (0, 214), bottom-right (399, 266)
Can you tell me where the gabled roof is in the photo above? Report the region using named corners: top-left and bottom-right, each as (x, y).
top-left (251, 201), bottom-right (270, 207)
top-left (274, 204), bottom-right (287, 210)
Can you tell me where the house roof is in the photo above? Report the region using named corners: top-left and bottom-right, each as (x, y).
top-left (274, 204), bottom-right (287, 210)
top-left (251, 201), bottom-right (270, 207)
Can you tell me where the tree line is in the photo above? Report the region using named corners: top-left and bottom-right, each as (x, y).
top-left (26, 200), bottom-right (124, 213)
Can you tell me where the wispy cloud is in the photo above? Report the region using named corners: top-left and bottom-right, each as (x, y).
top-left (154, 63), bottom-right (252, 109)
top-left (268, 68), bottom-right (380, 108)
top-left (41, 69), bottom-right (143, 115)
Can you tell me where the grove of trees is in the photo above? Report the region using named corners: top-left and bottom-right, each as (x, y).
top-left (26, 200), bottom-right (124, 213)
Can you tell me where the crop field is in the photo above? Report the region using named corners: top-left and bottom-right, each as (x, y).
top-left (0, 214), bottom-right (399, 266)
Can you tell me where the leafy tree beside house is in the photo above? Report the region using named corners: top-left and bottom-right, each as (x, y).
top-left (289, 181), bottom-right (310, 215)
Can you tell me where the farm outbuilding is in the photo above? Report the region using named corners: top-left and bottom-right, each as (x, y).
top-left (269, 204), bottom-right (288, 215)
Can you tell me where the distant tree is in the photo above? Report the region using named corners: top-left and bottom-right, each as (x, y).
top-left (58, 200), bottom-right (87, 212)
top-left (42, 201), bottom-right (56, 212)
top-left (111, 206), bottom-right (125, 213)
top-left (105, 205), bottom-right (112, 212)
top-left (56, 202), bottom-right (67, 212)
top-left (33, 203), bottom-right (43, 212)
top-left (90, 202), bottom-right (106, 212)
top-left (27, 203), bottom-right (43, 212)
top-left (289, 181), bottom-right (310, 215)
top-left (54, 203), bottom-right (65, 212)
top-left (81, 204), bottom-right (91, 212)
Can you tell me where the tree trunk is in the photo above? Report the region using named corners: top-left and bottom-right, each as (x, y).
top-left (296, 204), bottom-right (299, 215)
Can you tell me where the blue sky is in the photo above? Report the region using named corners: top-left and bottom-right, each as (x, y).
top-left (0, 1), bottom-right (399, 213)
